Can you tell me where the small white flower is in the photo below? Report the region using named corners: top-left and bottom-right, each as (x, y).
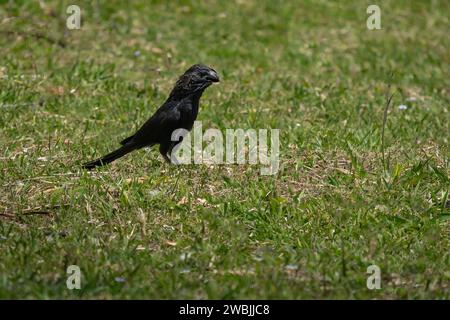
top-left (179, 252), bottom-right (192, 261)
top-left (148, 189), bottom-right (160, 197)
top-left (162, 224), bottom-right (175, 233)
top-left (285, 264), bottom-right (298, 271)
top-left (398, 104), bottom-right (408, 110)
top-left (134, 50), bottom-right (141, 57)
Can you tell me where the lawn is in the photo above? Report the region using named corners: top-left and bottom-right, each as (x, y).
top-left (0, 0), bottom-right (448, 299)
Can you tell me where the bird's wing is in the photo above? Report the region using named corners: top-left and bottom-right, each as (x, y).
top-left (126, 100), bottom-right (182, 148)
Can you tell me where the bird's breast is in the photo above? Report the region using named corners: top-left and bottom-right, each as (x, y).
top-left (179, 101), bottom-right (199, 129)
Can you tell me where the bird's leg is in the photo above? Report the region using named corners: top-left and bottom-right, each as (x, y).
top-left (159, 143), bottom-right (171, 163)
top-left (162, 153), bottom-right (171, 163)
top-left (167, 140), bottom-right (183, 164)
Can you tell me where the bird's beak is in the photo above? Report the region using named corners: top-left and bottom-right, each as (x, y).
top-left (206, 70), bottom-right (220, 83)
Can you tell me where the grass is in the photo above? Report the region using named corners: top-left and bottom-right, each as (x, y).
top-left (0, 0), bottom-right (449, 299)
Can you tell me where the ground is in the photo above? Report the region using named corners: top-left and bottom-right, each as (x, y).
top-left (0, 0), bottom-right (449, 299)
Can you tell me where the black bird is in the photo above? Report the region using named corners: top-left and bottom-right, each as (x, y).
top-left (82, 64), bottom-right (219, 170)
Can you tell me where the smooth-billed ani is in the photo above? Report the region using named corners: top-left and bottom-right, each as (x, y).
top-left (82, 64), bottom-right (219, 170)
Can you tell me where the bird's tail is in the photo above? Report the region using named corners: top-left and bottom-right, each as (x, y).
top-left (82, 145), bottom-right (135, 170)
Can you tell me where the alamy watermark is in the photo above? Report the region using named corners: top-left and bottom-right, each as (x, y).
top-left (366, 5), bottom-right (381, 30)
top-left (169, 121), bottom-right (280, 175)
top-left (66, 5), bottom-right (81, 30)
top-left (66, 265), bottom-right (81, 290)
top-left (366, 264), bottom-right (381, 290)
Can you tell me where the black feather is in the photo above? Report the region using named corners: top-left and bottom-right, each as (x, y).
top-left (82, 145), bottom-right (135, 170)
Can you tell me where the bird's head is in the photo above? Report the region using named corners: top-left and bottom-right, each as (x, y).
top-left (170, 64), bottom-right (219, 99)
